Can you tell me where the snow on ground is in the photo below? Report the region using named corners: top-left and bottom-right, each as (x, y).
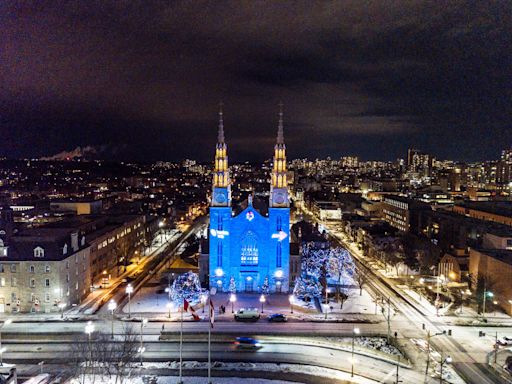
top-left (77, 376), bottom-right (301, 384)
top-left (75, 361), bottom-right (380, 384)
top-left (324, 287), bottom-right (376, 315)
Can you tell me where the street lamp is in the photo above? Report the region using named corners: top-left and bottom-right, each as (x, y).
top-left (166, 302), bottom-right (173, 319)
top-left (351, 327), bottom-right (360, 377)
top-left (324, 287), bottom-right (330, 319)
top-left (439, 354), bottom-right (452, 383)
top-left (0, 347), bottom-right (6, 367)
top-left (84, 321), bottom-right (94, 368)
top-left (425, 329), bottom-right (446, 375)
top-left (289, 295), bottom-right (294, 314)
top-left (435, 273), bottom-right (444, 316)
top-left (0, 319), bottom-right (12, 357)
top-left (229, 293), bottom-right (236, 313)
top-left (138, 346), bottom-right (146, 366)
top-left (58, 302), bottom-right (66, 318)
top-left (139, 317), bottom-right (148, 366)
top-left (201, 293), bottom-right (207, 313)
top-left (126, 284), bottom-right (134, 318)
top-left (259, 294), bottom-right (266, 313)
top-left (108, 300), bottom-right (117, 339)
top-left (482, 290), bottom-right (493, 319)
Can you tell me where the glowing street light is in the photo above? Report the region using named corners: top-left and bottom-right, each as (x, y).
top-left (289, 295), bottom-right (295, 314)
top-left (108, 300), bottom-right (117, 339)
top-left (201, 293), bottom-right (208, 313)
top-left (0, 319), bottom-right (12, 355)
top-left (84, 321), bottom-right (94, 367)
top-left (166, 302), bottom-right (173, 319)
top-left (259, 294), bottom-right (266, 313)
top-left (0, 347), bottom-right (6, 366)
top-left (324, 287), bottom-right (330, 319)
top-left (126, 284), bottom-right (134, 318)
top-left (229, 294), bottom-right (236, 313)
top-left (0, 319), bottom-right (10, 367)
top-left (138, 346), bottom-right (146, 366)
top-left (139, 317), bottom-right (148, 366)
top-left (482, 290), bottom-right (494, 319)
top-left (351, 327), bottom-right (360, 377)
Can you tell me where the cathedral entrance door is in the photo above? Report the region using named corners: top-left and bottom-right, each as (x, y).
top-left (244, 277), bottom-right (254, 292)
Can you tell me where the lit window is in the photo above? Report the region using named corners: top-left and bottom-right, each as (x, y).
top-left (34, 247), bottom-right (45, 258)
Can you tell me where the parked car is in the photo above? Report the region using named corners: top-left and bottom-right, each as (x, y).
top-left (268, 313), bottom-right (287, 322)
top-left (234, 308), bottom-right (260, 321)
top-left (497, 336), bottom-right (512, 346)
top-left (234, 337), bottom-right (262, 350)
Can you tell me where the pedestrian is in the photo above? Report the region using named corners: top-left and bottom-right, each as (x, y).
top-left (162, 324), bottom-right (165, 332)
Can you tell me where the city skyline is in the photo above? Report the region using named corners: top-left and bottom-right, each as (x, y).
top-left (2, 1), bottom-right (511, 162)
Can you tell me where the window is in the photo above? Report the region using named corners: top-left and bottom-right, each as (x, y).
top-left (10, 264), bottom-right (16, 273)
top-left (30, 278), bottom-right (35, 288)
top-left (45, 279), bottom-right (50, 287)
top-left (29, 265), bottom-right (35, 273)
top-left (11, 277), bottom-right (17, 287)
top-left (45, 265), bottom-right (50, 273)
top-left (63, 243), bottom-right (68, 255)
top-left (11, 292), bottom-right (16, 302)
top-left (241, 231), bottom-right (258, 266)
top-left (0, 277), bottom-right (5, 287)
top-left (0, 265), bottom-right (4, 273)
top-left (276, 243), bottom-right (282, 268)
top-left (66, 261), bottom-right (69, 269)
top-left (34, 246), bottom-right (45, 258)
top-left (45, 293), bottom-right (50, 302)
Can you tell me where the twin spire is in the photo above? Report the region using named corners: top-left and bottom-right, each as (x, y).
top-left (215, 103), bottom-right (285, 146)
top-left (217, 102), bottom-right (225, 144)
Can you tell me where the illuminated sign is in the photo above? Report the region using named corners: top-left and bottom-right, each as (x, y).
top-left (271, 230), bottom-right (288, 242)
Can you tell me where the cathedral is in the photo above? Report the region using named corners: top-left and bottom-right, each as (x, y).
top-left (204, 107), bottom-right (290, 293)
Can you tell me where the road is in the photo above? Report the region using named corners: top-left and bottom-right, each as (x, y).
top-left (1, 338), bottom-right (437, 384)
top-left (298, 206), bottom-right (511, 384)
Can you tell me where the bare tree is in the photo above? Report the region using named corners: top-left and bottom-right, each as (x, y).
top-left (110, 324), bottom-right (139, 384)
top-left (355, 267), bottom-right (369, 296)
top-left (69, 325), bottom-right (138, 383)
top-left (114, 237), bottom-right (138, 274)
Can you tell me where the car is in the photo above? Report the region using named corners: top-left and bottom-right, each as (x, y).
top-left (497, 336), bottom-right (512, 346)
top-left (268, 313), bottom-right (287, 322)
top-left (504, 356), bottom-right (512, 375)
top-left (234, 308), bottom-right (260, 321)
top-left (234, 337), bottom-right (262, 350)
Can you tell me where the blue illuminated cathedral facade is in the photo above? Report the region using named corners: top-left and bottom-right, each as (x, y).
top-left (208, 106), bottom-right (290, 293)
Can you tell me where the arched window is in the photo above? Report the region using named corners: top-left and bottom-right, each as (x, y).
top-left (34, 247), bottom-right (44, 258)
top-left (241, 231), bottom-right (258, 266)
top-left (217, 242), bottom-right (223, 267)
top-left (276, 242), bottom-right (282, 268)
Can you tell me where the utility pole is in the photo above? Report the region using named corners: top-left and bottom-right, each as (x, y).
top-left (494, 332), bottom-right (498, 364)
top-left (386, 297), bottom-right (391, 343)
top-left (395, 355), bottom-right (402, 384)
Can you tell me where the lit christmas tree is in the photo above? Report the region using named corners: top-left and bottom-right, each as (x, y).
top-left (229, 276), bottom-right (236, 294)
top-left (169, 271), bottom-right (204, 305)
top-left (261, 276), bottom-right (269, 295)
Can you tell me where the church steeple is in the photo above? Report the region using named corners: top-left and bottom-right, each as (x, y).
top-left (270, 103), bottom-right (289, 207)
top-left (212, 103), bottom-right (231, 206)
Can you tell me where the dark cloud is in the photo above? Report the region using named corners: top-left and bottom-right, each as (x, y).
top-left (0, 1), bottom-right (511, 162)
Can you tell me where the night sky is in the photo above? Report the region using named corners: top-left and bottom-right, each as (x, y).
top-left (1, 1), bottom-right (511, 162)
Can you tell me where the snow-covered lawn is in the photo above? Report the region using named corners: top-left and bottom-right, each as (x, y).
top-left (73, 362), bottom-right (380, 384)
top-left (75, 376), bottom-right (301, 384)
